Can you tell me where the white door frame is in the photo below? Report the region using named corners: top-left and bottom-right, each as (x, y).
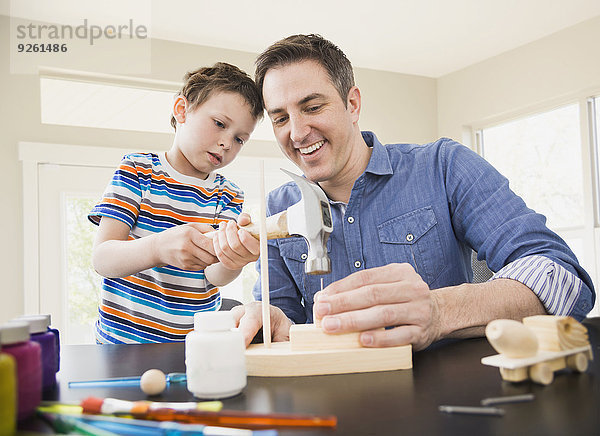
top-left (19, 142), bottom-right (136, 315)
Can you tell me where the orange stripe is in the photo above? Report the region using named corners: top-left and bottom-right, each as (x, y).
top-left (101, 304), bottom-right (191, 335)
top-left (127, 275), bottom-right (219, 300)
top-left (104, 197), bottom-right (139, 216)
top-left (139, 203), bottom-right (214, 224)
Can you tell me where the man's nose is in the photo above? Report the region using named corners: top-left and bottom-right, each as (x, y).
top-left (289, 115), bottom-right (310, 143)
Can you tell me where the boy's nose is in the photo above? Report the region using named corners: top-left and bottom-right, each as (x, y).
top-left (218, 138), bottom-right (231, 150)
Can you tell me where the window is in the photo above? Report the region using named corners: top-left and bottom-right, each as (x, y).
top-left (39, 76), bottom-right (276, 141)
top-left (479, 103), bottom-right (583, 229)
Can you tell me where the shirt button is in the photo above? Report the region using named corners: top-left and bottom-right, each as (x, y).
top-left (301, 253), bottom-right (308, 260)
top-left (347, 216), bottom-right (355, 224)
top-left (354, 261), bottom-right (361, 268)
top-left (406, 233), bottom-right (414, 242)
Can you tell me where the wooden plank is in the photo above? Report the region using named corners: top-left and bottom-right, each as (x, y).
top-left (289, 324), bottom-right (362, 351)
top-left (245, 342), bottom-right (412, 377)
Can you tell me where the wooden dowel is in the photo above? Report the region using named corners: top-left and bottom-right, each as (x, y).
top-left (259, 160), bottom-right (271, 348)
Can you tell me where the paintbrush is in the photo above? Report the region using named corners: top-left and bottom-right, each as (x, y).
top-left (42, 411), bottom-right (277, 435)
top-left (78, 396), bottom-right (336, 430)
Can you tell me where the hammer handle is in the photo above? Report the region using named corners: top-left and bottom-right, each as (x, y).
top-left (205, 210), bottom-right (289, 240)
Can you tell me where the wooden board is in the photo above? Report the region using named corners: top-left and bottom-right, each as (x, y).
top-left (289, 324), bottom-right (363, 351)
top-left (245, 341), bottom-right (412, 377)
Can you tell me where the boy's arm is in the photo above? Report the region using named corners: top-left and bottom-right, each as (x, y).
top-left (204, 263), bottom-right (243, 287)
top-left (92, 216), bottom-right (218, 278)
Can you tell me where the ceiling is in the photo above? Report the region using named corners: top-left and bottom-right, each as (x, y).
top-left (4, 0), bottom-right (600, 77)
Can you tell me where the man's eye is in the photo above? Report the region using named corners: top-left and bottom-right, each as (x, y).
top-left (272, 116), bottom-right (288, 125)
top-left (235, 137), bottom-right (245, 145)
top-left (214, 120), bottom-right (225, 128)
top-left (306, 105), bottom-right (320, 112)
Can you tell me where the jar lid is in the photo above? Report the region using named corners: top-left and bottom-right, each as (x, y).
top-left (14, 315), bottom-right (50, 334)
top-left (0, 322), bottom-right (30, 345)
top-left (194, 311), bottom-right (234, 332)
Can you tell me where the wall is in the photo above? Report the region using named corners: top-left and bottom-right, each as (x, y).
top-left (0, 14), bottom-right (437, 322)
top-left (437, 15), bottom-right (600, 140)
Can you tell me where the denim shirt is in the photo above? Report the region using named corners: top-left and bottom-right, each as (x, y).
top-left (253, 132), bottom-right (595, 323)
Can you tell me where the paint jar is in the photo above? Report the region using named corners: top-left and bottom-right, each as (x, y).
top-left (0, 322), bottom-right (42, 421)
top-left (185, 311), bottom-right (246, 399)
top-left (0, 351), bottom-right (16, 436)
top-left (15, 315), bottom-right (59, 390)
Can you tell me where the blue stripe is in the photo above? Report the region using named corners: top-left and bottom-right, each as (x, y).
top-left (155, 266), bottom-right (205, 279)
top-left (99, 316), bottom-right (166, 343)
top-left (103, 280), bottom-right (218, 313)
top-left (112, 178), bottom-right (142, 198)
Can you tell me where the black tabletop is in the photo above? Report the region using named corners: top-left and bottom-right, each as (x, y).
top-left (20, 318), bottom-right (600, 435)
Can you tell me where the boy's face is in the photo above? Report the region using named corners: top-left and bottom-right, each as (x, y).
top-left (172, 91), bottom-right (257, 179)
top-left (262, 60), bottom-right (358, 184)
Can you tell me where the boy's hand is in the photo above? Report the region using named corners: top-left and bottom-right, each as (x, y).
top-left (154, 223), bottom-right (218, 270)
top-left (212, 213), bottom-right (260, 270)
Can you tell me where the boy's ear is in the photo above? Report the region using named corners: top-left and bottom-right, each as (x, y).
top-left (346, 86), bottom-right (361, 123)
top-left (173, 95), bottom-right (188, 124)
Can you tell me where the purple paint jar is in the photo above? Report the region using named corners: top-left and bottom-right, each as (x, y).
top-left (0, 322), bottom-right (42, 421)
top-left (15, 315), bottom-right (59, 390)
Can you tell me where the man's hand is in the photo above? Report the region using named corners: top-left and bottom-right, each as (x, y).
top-left (153, 223), bottom-right (218, 270)
top-left (211, 213), bottom-right (260, 270)
top-left (231, 301), bottom-right (293, 347)
top-left (313, 263), bottom-right (441, 351)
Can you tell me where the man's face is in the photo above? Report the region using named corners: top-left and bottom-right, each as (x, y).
top-left (262, 60), bottom-right (357, 184)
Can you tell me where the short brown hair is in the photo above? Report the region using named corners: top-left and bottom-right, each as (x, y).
top-left (171, 62), bottom-right (263, 131)
top-left (255, 34), bottom-right (355, 107)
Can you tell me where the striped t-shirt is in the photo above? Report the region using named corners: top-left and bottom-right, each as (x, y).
top-left (88, 152), bottom-right (243, 344)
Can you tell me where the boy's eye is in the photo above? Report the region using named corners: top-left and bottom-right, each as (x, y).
top-left (214, 120), bottom-right (225, 128)
top-left (235, 137), bottom-right (245, 145)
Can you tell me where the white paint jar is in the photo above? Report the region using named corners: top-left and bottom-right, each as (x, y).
top-left (185, 311), bottom-right (246, 399)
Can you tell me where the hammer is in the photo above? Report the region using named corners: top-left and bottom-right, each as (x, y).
top-left (207, 169), bottom-right (333, 275)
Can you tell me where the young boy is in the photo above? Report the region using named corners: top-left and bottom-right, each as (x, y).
top-left (89, 63), bottom-right (262, 344)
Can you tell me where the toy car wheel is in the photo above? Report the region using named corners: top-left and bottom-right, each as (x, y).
top-left (566, 352), bottom-right (588, 372)
top-left (529, 362), bottom-right (554, 385)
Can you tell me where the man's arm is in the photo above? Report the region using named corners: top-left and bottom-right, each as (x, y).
top-left (312, 263), bottom-right (546, 351)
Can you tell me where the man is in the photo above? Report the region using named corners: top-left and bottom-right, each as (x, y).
top-left (230, 34), bottom-right (594, 351)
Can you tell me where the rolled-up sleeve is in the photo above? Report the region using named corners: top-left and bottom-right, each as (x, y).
top-left (491, 255), bottom-right (592, 320)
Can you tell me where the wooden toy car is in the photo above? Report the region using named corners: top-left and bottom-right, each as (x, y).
top-left (481, 315), bottom-right (593, 385)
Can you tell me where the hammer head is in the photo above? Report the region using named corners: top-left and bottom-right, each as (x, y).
top-left (281, 169), bottom-right (333, 275)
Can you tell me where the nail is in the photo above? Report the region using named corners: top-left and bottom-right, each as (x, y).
top-left (314, 302), bottom-right (331, 317)
top-left (361, 333), bottom-right (373, 346)
top-left (322, 317), bottom-right (340, 332)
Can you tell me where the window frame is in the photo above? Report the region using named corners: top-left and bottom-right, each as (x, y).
top-left (470, 90), bottom-right (600, 316)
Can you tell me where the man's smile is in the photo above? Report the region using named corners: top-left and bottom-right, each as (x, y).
top-left (299, 140), bottom-right (325, 155)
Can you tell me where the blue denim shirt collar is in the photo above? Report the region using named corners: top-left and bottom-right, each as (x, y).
top-left (362, 131), bottom-right (393, 176)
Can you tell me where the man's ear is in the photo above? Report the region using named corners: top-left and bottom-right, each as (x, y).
top-left (173, 95), bottom-right (188, 124)
top-left (347, 86), bottom-right (361, 123)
